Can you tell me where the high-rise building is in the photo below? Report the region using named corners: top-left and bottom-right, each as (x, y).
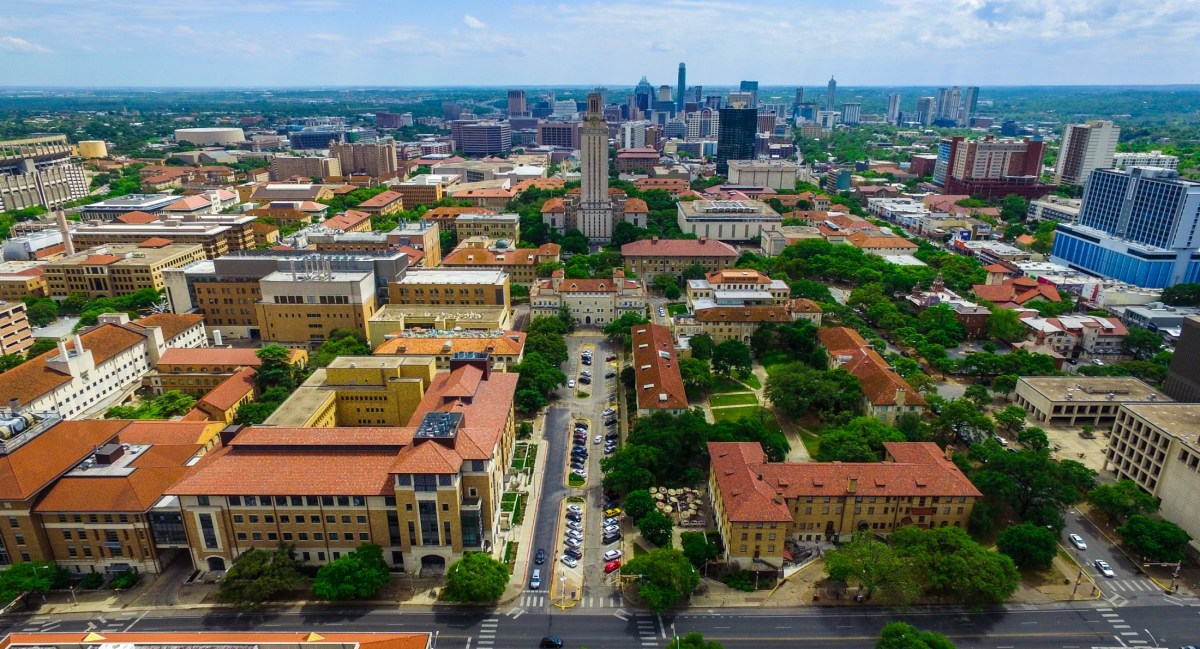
top-left (841, 102), bottom-right (862, 125)
top-left (621, 121), bottom-right (649, 149)
top-left (826, 76), bottom-right (837, 112)
top-left (507, 89), bottom-right (527, 117)
top-left (634, 76), bottom-right (654, 113)
top-left (936, 86), bottom-right (962, 123)
top-left (686, 108), bottom-right (720, 139)
top-left (916, 96), bottom-right (936, 126)
top-left (961, 86), bottom-right (980, 126)
top-left (886, 93), bottom-right (902, 125)
top-left (793, 87), bottom-right (804, 114)
top-left (727, 91), bottom-right (754, 107)
top-left (536, 121), bottom-right (580, 149)
top-left (0, 135), bottom-right (88, 212)
top-left (715, 107), bottom-right (758, 176)
top-left (1051, 167), bottom-right (1200, 287)
top-left (579, 92), bottom-right (613, 241)
top-left (739, 80), bottom-right (759, 106)
top-left (677, 63), bottom-right (687, 113)
top-left (1112, 150), bottom-right (1179, 170)
top-left (1055, 120), bottom-right (1120, 186)
top-left (329, 139), bottom-right (398, 178)
top-left (939, 135), bottom-right (1050, 199)
top-left (458, 122), bottom-right (512, 156)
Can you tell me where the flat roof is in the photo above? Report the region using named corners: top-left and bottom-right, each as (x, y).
top-left (396, 269), bottom-right (506, 285)
top-left (1122, 403), bottom-right (1200, 435)
top-left (1017, 376), bottom-right (1170, 403)
top-left (82, 194), bottom-right (178, 209)
top-left (260, 269), bottom-right (371, 283)
top-left (372, 304), bottom-right (510, 319)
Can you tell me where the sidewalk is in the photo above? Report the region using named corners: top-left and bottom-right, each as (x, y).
top-left (499, 412), bottom-right (551, 604)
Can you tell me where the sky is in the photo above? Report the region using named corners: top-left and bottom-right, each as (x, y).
top-left (0, 0), bottom-right (1198, 87)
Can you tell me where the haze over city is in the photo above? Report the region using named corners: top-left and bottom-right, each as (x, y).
top-left (2, 0), bottom-right (1199, 86)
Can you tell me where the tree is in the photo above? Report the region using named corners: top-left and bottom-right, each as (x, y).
top-left (511, 354), bottom-right (567, 412)
top-left (680, 532), bottom-right (717, 569)
top-left (0, 354), bottom-right (23, 373)
top-left (970, 445), bottom-right (1095, 525)
top-left (24, 298), bottom-right (58, 327)
top-left (1161, 282), bottom-right (1200, 307)
top-left (603, 312), bottom-right (651, 345)
top-left (442, 551), bottom-right (509, 602)
top-left (312, 543), bottom-right (390, 600)
top-left (711, 339), bottom-right (752, 377)
top-left (25, 337), bottom-right (59, 359)
top-left (652, 274), bottom-right (677, 295)
top-left (1123, 326), bottom-right (1164, 361)
top-left (917, 304), bottom-right (966, 346)
top-left (637, 509), bottom-right (674, 548)
top-left (996, 522), bottom-right (1057, 570)
top-left (992, 374), bottom-right (1019, 396)
top-left (0, 561), bottom-right (62, 608)
top-left (765, 363), bottom-right (862, 419)
top-left (824, 535), bottom-right (921, 606)
top-left (890, 525), bottom-right (1020, 609)
top-left (1118, 515), bottom-right (1191, 562)
top-left (688, 333), bottom-right (715, 361)
top-left (313, 328), bottom-right (372, 367)
top-left (1017, 426), bottom-right (1049, 451)
top-left (876, 622), bottom-right (956, 649)
top-left (217, 546), bottom-right (304, 607)
top-left (560, 229), bottom-right (589, 255)
top-left (525, 332), bottom-right (569, 366)
top-left (1088, 480), bottom-right (1160, 522)
top-left (678, 357), bottom-right (714, 398)
top-left (929, 398), bottom-right (995, 445)
top-left (535, 260), bottom-right (563, 278)
top-left (994, 405), bottom-right (1027, 433)
top-left (621, 548), bottom-right (699, 611)
top-left (255, 345), bottom-right (303, 392)
top-left (527, 315), bottom-right (569, 337)
top-left (673, 632), bottom-right (727, 649)
top-left (817, 418), bottom-right (906, 462)
top-left (623, 489), bottom-right (656, 521)
top-left (963, 383), bottom-right (992, 408)
top-left (986, 308), bottom-right (1026, 343)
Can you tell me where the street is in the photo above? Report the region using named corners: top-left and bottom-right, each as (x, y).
top-left (5, 600), bottom-right (1200, 649)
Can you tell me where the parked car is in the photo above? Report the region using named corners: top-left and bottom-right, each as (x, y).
top-left (1094, 559), bottom-right (1115, 578)
top-left (602, 533), bottom-right (621, 544)
top-left (568, 379), bottom-right (575, 388)
top-left (604, 549), bottom-right (623, 561)
top-left (602, 408), bottom-right (615, 416)
top-left (565, 529), bottom-right (584, 541)
top-left (536, 548), bottom-right (546, 564)
top-left (605, 372), bottom-right (616, 378)
top-left (604, 517), bottom-right (620, 526)
top-left (564, 547), bottom-right (582, 560)
top-left (606, 354), bottom-right (617, 361)
top-left (605, 560), bottom-right (622, 574)
top-left (567, 504), bottom-right (582, 514)
top-left (566, 521), bottom-right (583, 532)
top-left (1069, 533), bottom-right (1087, 551)
top-left (566, 512), bottom-right (581, 522)
top-left (572, 469), bottom-right (587, 478)
top-left (579, 377), bottom-right (591, 385)
top-left (560, 555), bottom-right (578, 569)
top-left (564, 538), bottom-right (582, 549)
top-left (603, 525), bottom-right (620, 535)
top-left (605, 507), bottom-right (622, 517)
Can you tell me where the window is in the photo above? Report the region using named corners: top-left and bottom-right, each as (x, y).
top-left (236, 532), bottom-right (248, 541)
top-left (62, 530), bottom-right (72, 540)
top-left (356, 515), bottom-right (367, 524)
top-left (251, 532), bottom-right (263, 541)
top-left (197, 496), bottom-right (210, 506)
top-left (295, 515), bottom-right (305, 523)
top-left (329, 533), bottom-right (339, 541)
top-left (298, 532), bottom-right (309, 541)
top-left (326, 516), bottom-right (335, 524)
top-left (248, 515), bottom-right (259, 524)
top-left (314, 533), bottom-right (324, 540)
top-left (341, 516), bottom-right (351, 524)
top-left (359, 532), bottom-right (370, 541)
top-left (283, 532), bottom-right (294, 541)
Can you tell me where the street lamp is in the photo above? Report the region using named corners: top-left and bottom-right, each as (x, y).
top-left (559, 571), bottom-right (566, 609)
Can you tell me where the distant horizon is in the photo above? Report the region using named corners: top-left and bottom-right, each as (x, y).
top-left (1, 1), bottom-right (1197, 86)
top-left (3, 84), bottom-right (1200, 92)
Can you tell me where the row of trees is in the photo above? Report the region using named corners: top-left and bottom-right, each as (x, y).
top-left (511, 315), bottom-right (570, 413)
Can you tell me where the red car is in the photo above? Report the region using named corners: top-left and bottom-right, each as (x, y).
top-left (604, 560), bottom-right (621, 574)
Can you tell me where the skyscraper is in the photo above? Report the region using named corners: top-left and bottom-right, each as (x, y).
top-left (961, 86), bottom-right (979, 126)
top-left (792, 87), bottom-right (804, 118)
top-left (841, 103), bottom-right (862, 125)
top-left (579, 92), bottom-right (614, 241)
top-left (1055, 120), bottom-right (1120, 186)
top-left (634, 77), bottom-right (654, 114)
top-left (916, 96), bottom-right (935, 126)
top-left (739, 80), bottom-right (759, 106)
top-left (886, 94), bottom-right (902, 125)
top-left (1052, 167), bottom-right (1200, 288)
top-left (677, 63), bottom-right (686, 113)
top-left (826, 76), bottom-right (837, 111)
top-left (716, 107), bottom-right (757, 176)
top-left (507, 89), bottom-right (526, 117)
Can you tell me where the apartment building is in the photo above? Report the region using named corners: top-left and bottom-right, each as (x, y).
top-left (631, 324), bottom-right (687, 415)
top-left (530, 269), bottom-right (647, 327)
top-left (330, 140), bottom-right (399, 179)
top-left (685, 268), bottom-right (790, 311)
top-left (256, 270), bottom-right (377, 346)
top-left (42, 242), bottom-right (206, 299)
top-left (1019, 315), bottom-right (1128, 360)
top-left (268, 156), bottom-right (342, 182)
top-left (388, 269), bottom-right (511, 309)
top-left (357, 191), bottom-right (405, 216)
top-left (725, 160), bottom-right (800, 190)
top-left (1112, 150), bottom-right (1179, 171)
top-left (708, 441), bottom-right (979, 569)
top-left (817, 327), bottom-right (926, 424)
top-left (263, 356), bottom-right (436, 428)
top-left (0, 301), bottom-right (34, 357)
top-left (1013, 377), bottom-right (1169, 427)
top-left (441, 239), bottom-right (560, 286)
top-left (1055, 120), bottom-right (1120, 186)
top-left (169, 353), bottom-right (518, 573)
top-left (620, 237), bottom-right (738, 278)
top-left (394, 174), bottom-right (459, 207)
top-left (374, 330), bottom-right (525, 371)
top-left (1104, 403), bottom-right (1200, 545)
top-left (148, 347), bottom-right (308, 396)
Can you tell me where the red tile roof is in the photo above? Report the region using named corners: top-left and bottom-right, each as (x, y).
top-left (81, 254), bottom-right (121, 265)
top-left (695, 300), bottom-right (820, 323)
top-left (817, 327), bottom-right (926, 408)
top-left (391, 440), bottom-right (463, 474)
top-left (320, 209), bottom-right (372, 230)
top-left (631, 324), bottom-right (688, 411)
top-left (540, 197), bottom-right (565, 213)
top-left (357, 190), bottom-right (404, 208)
top-left (131, 313), bottom-right (204, 342)
top-left (169, 447), bottom-right (400, 496)
top-left (621, 238), bottom-right (738, 258)
top-left (164, 195), bottom-right (211, 211)
top-left (708, 442), bottom-right (792, 523)
top-left (972, 279), bottom-right (1061, 306)
top-left (158, 347), bottom-right (262, 367)
top-left (0, 420), bottom-right (128, 500)
top-left (0, 323), bottom-right (149, 407)
top-left (34, 438), bottom-right (203, 513)
top-left (138, 237), bottom-right (174, 248)
top-left (846, 231), bottom-right (918, 250)
top-left (623, 198), bottom-right (648, 213)
top-left (115, 211), bottom-right (159, 225)
top-left (198, 366), bottom-right (257, 411)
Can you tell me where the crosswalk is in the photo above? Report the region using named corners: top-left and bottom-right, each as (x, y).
top-left (636, 615), bottom-right (660, 648)
top-left (476, 616), bottom-right (499, 649)
top-left (1106, 578), bottom-right (1159, 592)
top-left (520, 590), bottom-right (623, 608)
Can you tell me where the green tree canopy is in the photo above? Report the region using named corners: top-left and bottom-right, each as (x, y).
top-left (711, 339), bottom-right (752, 377)
top-left (876, 622), bottom-right (956, 649)
top-left (313, 328), bottom-right (372, 367)
top-left (311, 543), bottom-right (390, 600)
top-left (678, 357), bottom-right (714, 398)
top-left (765, 363), bottom-right (862, 420)
top-left (217, 546), bottom-right (304, 607)
top-left (680, 532), bottom-right (718, 569)
top-left (637, 509), bottom-right (675, 548)
top-left (1123, 326), bottom-right (1165, 361)
top-left (441, 551), bottom-right (509, 602)
top-left (603, 312), bottom-right (651, 345)
top-left (890, 525), bottom-right (1020, 609)
top-left (1087, 480), bottom-right (1160, 522)
top-left (511, 353), bottom-right (568, 412)
top-left (623, 489), bottom-right (656, 521)
top-left (816, 418), bottom-right (906, 462)
top-left (986, 308), bottom-right (1027, 343)
top-left (1118, 515), bottom-right (1191, 562)
top-left (688, 333), bottom-right (715, 360)
top-left (996, 522), bottom-right (1057, 570)
top-left (621, 548), bottom-right (699, 611)
top-left (824, 535), bottom-right (921, 606)
top-left (0, 561), bottom-right (64, 609)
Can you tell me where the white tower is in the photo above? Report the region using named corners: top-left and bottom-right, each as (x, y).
top-left (579, 92), bottom-right (614, 242)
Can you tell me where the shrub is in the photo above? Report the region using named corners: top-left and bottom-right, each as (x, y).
top-left (110, 570), bottom-right (140, 590)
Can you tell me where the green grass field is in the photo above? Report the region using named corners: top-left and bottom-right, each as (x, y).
top-left (667, 303), bottom-right (689, 316)
top-left (712, 406), bottom-right (782, 434)
top-left (568, 473), bottom-right (586, 487)
top-left (739, 373), bottom-right (762, 390)
top-left (711, 376), bottom-right (750, 394)
top-left (709, 393), bottom-right (759, 408)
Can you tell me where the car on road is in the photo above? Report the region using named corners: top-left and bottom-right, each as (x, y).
top-left (560, 555), bottom-right (578, 569)
top-left (530, 569), bottom-right (542, 589)
top-left (568, 379), bottom-right (575, 388)
top-left (1068, 533), bottom-right (1087, 551)
top-left (536, 548), bottom-right (546, 564)
top-left (594, 435), bottom-right (602, 444)
top-left (605, 560), bottom-right (622, 574)
top-left (540, 636), bottom-right (564, 648)
top-left (567, 504), bottom-right (582, 514)
top-left (1094, 559), bottom-right (1115, 578)
top-left (604, 549), bottom-right (623, 561)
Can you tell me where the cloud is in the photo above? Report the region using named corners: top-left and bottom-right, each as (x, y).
top-left (0, 35), bottom-right (50, 53)
top-left (463, 14), bottom-right (487, 29)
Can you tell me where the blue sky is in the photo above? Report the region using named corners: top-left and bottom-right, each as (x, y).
top-left (0, 0), bottom-right (1197, 87)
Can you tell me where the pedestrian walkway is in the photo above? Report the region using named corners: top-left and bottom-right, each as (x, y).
top-left (1106, 578), bottom-right (1158, 592)
top-left (518, 591), bottom-right (622, 608)
top-left (635, 614), bottom-right (661, 648)
top-left (475, 616), bottom-right (500, 649)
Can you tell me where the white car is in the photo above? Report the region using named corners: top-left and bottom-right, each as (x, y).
top-left (1094, 559), bottom-right (1115, 578)
top-left (564, 538), bottom-right (582, 549)
top-left (566, 520), bottom-right (583, 531)
top-left (603, 408), bottom-right (616, 416)
top-left (567, 504), bottom-right (583, 515)
top-left (572, 469), bottom-right (587, 478)
top-left (561, 555), bottom-right (579, 568)
top-left (568, 379), bottom-right (575, 388)
top-left (604, 516), bottom-right (621, 526)
top-left (565, 529), bottom-right (584, 541)
top-left (604, 549), bottom-right (623, 561)
top-left (1069, 533), bottom-right (1087, 551)
top-left (603, 525), bottom-right (620, 535)
top-left (594, 435), bottom-right (602, 445)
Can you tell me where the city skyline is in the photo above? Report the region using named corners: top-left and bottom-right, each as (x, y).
top-left (1, 0), bottom-right (1198, 87)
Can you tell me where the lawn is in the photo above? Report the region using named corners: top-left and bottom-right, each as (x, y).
top-left (795, 425), bottom-right (821, 458)
top-left (711, 376), bottom-right (751, 394)
top-left (712, 406), bottom-right (782, 434)
top-left (739, 373), bottom-right (762, 390)
top-left (667, 303), bottom-right (688, 316)
top-left (709, 393), bottom-right (759, 408)
top-left (510, 442), bottom-right (538, 470)
top-left (568, 473), bottom-right (586, 487)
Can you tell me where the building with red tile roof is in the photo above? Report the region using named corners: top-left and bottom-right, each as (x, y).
top-left (530, 268), bottom-right (648, 327)
top-left (844, 230), bottom-right (919, 255)
top-left (441, 239), bottom-right (559, 285)
top-left (621, 237), bottom-right (739, 277)
top-left (194, 366), bottom-right (258, 423)
top-left (356, 190), bottom-right (405, 215)
top-left (1019, 315), bottom-right (1128, 360)
top-left (708, 440), bottom-right (980, 569)
top-left (319, 209), bottom-right (373, 233)
top-left (374, 329), bottom-right (525, 371)
top-left (817, 326), bottom-right (926, 424)
top-left (631, 324), bottom-right (688, 414)
top-left (973, 276), bottom-right (1062, 310)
